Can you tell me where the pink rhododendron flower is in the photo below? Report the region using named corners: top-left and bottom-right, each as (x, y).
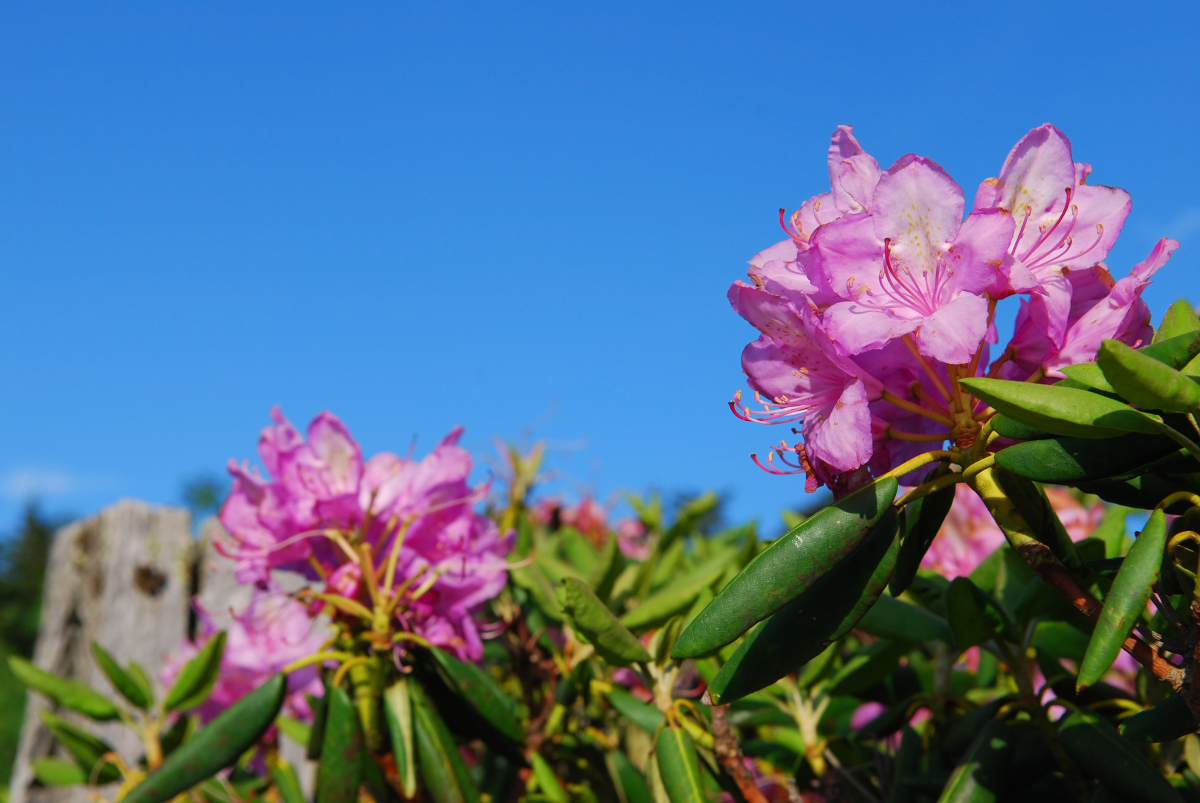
top-left (812, 155), bottom-right (1012, 364)
top-left (1000, 238), bottom-right (1179, 379)
top-left (218, 408), bottom-right (511, 661)
top-left (162, 589), bottom-right (325, 723)
top-left (974, 124), bottom-right (1131, 297)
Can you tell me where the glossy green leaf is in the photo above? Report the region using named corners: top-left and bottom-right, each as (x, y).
top-left (960, 377), bottom-right (1159, 438)
top-left (123, 673), bottom-right (286, 803)
top-left (163, 631), bottom-right (227, 712)
top-left (590, 534), bottom-right (626, 603)
top-left (673, 477), bottom-right (897, 659)
top-left (1092, 506), bottom-right (1131, 559)
top-left (559, 577), bottom-right (651, 666)
top-left (531, 754), bottom-right (569, 803)
top-left (707, 507), bottom-right (900, 703)
top-left (1120, 694), bottom-right (1198, 742)
top-left (426, 645), bottom-right (524, 742)
top-left (989, 413), bottom-right (1049, 441)
top-left (946, 577), bottom-right (1015, 649)
top-left (858, 593), bottom-right (953, 644)
top-left (655, 726), bottom-right (705, 803)
top-left (411, 676), bottom-right (481, 803)
top-left (1155, 301), bottom-right (1200, 343)
top-left (32, 758), bottom-right (86, 787)
top-left (270, 757), bottom-right (307, 803)
top-left (663, 492), bottom-right (719, 547)
top-left (937, 720), bottom-right (1012, 803)
top-left (316, 685), bottom-right (365, 802)
top-left (384, 678), bottom-right (417, 799)
top-left (1078, 509), bottom-right (1166, 691)
top-left (1063, 330), bottom-right (1200, 392)
top-left (1079, 473), bottom-right (1200, 513)
top-left (276, 715), bottom-right (310, 748)
top-left (1059, 709), bottom-right (1183, 803)
top-left (7, 656), bottom-right (119, 721)
top-left (608, 750), bottom-right (652, 803)
top-left (620, 547), bottom-right (736, 632)
top-left (891, 471), bottom-right (957, 596)
top-left (91, 641), bottom-right (151, 709)
top-left (994, 431), bottom-right (1180, 484)
top-left (608, 688), bottom-right (666, 733)
top-left (1099, 339), bottom-right (1200, 413)
top-left (38, 710), bottom-right (121, 784)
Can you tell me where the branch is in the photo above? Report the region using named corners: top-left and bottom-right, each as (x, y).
top-left (710, 704), bottom-right (769, 803)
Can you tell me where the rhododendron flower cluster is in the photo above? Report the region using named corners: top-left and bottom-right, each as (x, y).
top-left (731, 124), bottom-right (1180, 495)
top-left (217, 407), bottom-right (511, 662)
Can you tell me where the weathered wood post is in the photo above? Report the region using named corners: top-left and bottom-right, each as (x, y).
top-left (9, 501), bottom-right (193, 803)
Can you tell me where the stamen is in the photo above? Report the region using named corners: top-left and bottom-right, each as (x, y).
top-left (1017, 187), bottom-right (1073, 263)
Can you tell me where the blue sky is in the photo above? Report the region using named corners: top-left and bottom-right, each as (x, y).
top-left (2, 1), bottom-right (1198, 535)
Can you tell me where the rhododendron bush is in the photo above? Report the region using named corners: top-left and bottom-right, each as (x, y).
top-left (13, 125), bottom-right (1200, 803)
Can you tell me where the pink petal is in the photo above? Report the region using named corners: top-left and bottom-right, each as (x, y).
top-left (871, 155), bottom-right (965, 278)
top-left (914, 293), bottom-right (989, 365)
top-left (828, 126), bottom-right (880, 214)
top-left (801, 378), bottom-right (874, 472)
top-left (308, 412), bottom-right (363, 495)
top-left (824, 301), bottom-right (920, 355)
top-left (950, 209), bottom-right (1015, 296)
top-left (983, 124), bottom-right (1075, 222)
top-left (811, 215), bottom-right (883, 301)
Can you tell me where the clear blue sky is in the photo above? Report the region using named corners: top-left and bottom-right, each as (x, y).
top-left (2, 1), bottom-right (1198, 535)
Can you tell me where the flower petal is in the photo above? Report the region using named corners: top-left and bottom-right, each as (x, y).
top-left (828, 125), bottom-right (880, 214)
top-left (872, 155), bottom-right (965, 278)
top-left (801, 378), bottom-right (874, 472)
top-left (824, 301), bottom-right (920, 355)
top-left (914, 293), bottom-right (989, 364)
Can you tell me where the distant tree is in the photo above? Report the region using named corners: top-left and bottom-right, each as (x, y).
top-left (182, 474), bottom-right (227, 521)
top-left (0, 503), bottom-right (63, 793)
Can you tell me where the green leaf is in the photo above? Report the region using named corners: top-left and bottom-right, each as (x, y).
top-left (6, 656), bottom-right (120, 721)
top-left (1063, 330), bottom-right (1200, 392)
top-left (1078, 509), bottom-right (1166, 691)
top-left (91, 642), bottom-right (151, 709)
top-left (1079, 473), bottom-right (1200, 513)
top-left (707, 507), bottom-right (900, 704)
top-left (384, 678), bottom-right (417, 799)
top-left (32, 758), bottom-right (87, 787)
top-left (590, 534), bottom-right (626, 603)
top-left (530, 754), bottom-right (569, 803)
top-left (123, 674), bottom-right (287, 803)
top-left (946, 578), bottom-right (1015, 649)
top-left (994, 431), bottom-right (1180, 484)
top-left (607, 688), bottom-right (666, 733)
top-left (316, 685), bottom-right (365, 803)
top-left (306, 681), bottom-right (330, 761)
top-left (672, 477), bottom-right (897, 659)
top-left (828, 639), bottom-right (908, 697)
top-left (655, 726), bottom-right (706, 803)
top-left (163, 631), bottom-right (227, 712)
top-left (425, 645), bottom-right (524, 743)
top-left (1155, 301), bottom-right (1200, 343)
top-left (620, 547), bottom-right (737, 632)
top-left (989, 413), bottom-right (1049, 441)
top-left (961, 377), bottom-right (1161, 438)
top-left (891, 470), bottom-right (957, 596)
top-left (558, 577), bottom-right (651, 666)
top-left (270, 758), bottom-right (307, 803)
top-left (511, 564), bottom-right (564, 621)
top-left (1058, 709), bottom-right (1184, 803)
top-left (276, 715), bottom-right (310, 748)
top-left (858, 593), bottom-right (953, 644)
top-left (1120, 694), bottom-right (1198, 742)
top-left (1099, 339), bottom-right (1200, 413)
top-left (993, 468), bottom-right (1084, 570)
top-left (607, 751), bottom-right (652, 803)
top-left (663, 492), bottom-right (719, 547)
top-left (38, 710), bottom-right (121, 784)
top-left (411, 677), bottom-right (481, 803)
top-left (937, 720), bottom-right (1012, 803)
top-left (1091, 506), bottom-right (1131, 559)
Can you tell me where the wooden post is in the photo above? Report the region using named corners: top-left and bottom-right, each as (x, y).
top-left (9, 501), bottom-right (193, 803)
